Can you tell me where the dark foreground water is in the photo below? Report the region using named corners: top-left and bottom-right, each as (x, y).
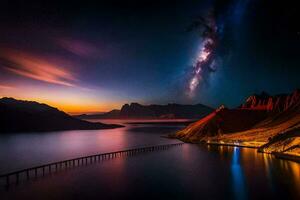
top-left (0, 120), bottom-right (299, 200)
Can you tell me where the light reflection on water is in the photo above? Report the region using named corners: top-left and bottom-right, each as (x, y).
top-left (207, 144), bottom-right (300, 199)
top-left (231, 147), bottom-right (247, 200)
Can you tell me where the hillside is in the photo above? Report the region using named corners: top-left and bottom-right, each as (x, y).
top-left (172, 90), bottom-right (300, 157)
top-left (0, 97), bottom-right (123, 133)
top-left (258, 126), bottom-right (300, 157)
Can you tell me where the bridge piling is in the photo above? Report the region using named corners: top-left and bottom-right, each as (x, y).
top-left (0, 143), bottom-right (183, 188)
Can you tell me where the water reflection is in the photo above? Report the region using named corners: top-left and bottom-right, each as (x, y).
top-left (291, 162), bottom-right (300, 189)
top-left (277, 159), bottom-right (300, 191)
top-left (262, 153), bottom-right (275, 193)
top-left (205, 145), bottom-right (300, 198)
top-left (231, 147), bottom-right (247, 200)
top-left (1, 141), bottom-right (300, 200)
top-left (0, 120), bottom-right (184, 174)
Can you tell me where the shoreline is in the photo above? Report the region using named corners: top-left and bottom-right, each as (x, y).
top-left (273, 152), bottom-right (300, 163)
top-left (169, 136), bottom-right (300, 163)
top-left (205, 141), bottom-right (259, 149)
top-left (207, 142), bottom-right (300, 163)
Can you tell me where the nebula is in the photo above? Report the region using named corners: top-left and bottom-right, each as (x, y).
top-left (186, 16), bottom-right (218, 98)
top-left (188, 38), bottom-right (214, 97)
top-left (184, 0), bottom-right (254, 98)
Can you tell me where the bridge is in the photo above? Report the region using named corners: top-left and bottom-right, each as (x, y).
top-left (0, 142), bottom-right (184, 188)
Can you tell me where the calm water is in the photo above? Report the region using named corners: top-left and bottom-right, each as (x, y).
top-left (0, 120), bottom-right (299, 199)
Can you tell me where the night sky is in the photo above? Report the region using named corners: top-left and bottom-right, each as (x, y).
top-left (0, 0), bottom-right (299, 113)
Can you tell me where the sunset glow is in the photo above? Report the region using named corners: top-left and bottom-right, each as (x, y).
top-left (0, 49), bottom-right (76, 87)
top-left (0, 84), bottom-right (122, 114)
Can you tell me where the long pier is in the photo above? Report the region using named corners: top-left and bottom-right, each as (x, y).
top-left (0, 142), bottom-right (183, 187)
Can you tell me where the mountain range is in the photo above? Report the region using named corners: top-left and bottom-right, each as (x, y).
top-left (0, 97), bottom-right (123, 133)
top-left (76, 103), bottom-right (213, 119)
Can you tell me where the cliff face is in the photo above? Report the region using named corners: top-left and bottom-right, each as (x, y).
top-left (0, 98), bottom-right (122, 133)
top-left (174, 90), bottom-right (300, 145)
top-left (240, 89), bottom-right (300, 112)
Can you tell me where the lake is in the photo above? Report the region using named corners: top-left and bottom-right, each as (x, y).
top-left (0, 120), bottom-right (299, 199)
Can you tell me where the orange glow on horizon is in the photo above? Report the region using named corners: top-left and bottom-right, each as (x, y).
top-left (0, 84), bottom-right (123, 114)
top-left (0, 94), bottom-right (121, 114)
top-left (49, 100), bottom-right (120, 114)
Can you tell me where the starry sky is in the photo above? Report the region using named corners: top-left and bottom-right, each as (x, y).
top-left (0, 0), bottom-right (299, 113)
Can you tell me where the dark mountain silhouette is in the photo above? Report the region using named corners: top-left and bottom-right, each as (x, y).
top-left (173, 90), bottom-right (300, 156)
top-left (77, 103), bottom-right (213, 119)
top-left (76, 109), bottom-right (121, 119)
top-left (0, 97), bottom-right (123, 133)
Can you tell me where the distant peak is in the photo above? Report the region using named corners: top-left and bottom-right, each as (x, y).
top-left (0, 97), bottom-right (17, 101)
top-left (0, 97), bottom-right (62, 113)
top-left (241, 89), bottom-right (300, 112)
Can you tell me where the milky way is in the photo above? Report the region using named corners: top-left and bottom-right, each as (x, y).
top-left (186, 15), bottom-right (218, 98)
top-left (188, 38), bottom-right (214, 97)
